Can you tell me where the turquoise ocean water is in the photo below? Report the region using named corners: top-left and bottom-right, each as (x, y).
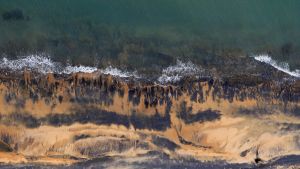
top-left (0, 0), bottom-right (300, 70)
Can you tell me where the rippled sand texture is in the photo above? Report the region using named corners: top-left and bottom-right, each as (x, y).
top-left (0, 71), bottom-right (299, 166)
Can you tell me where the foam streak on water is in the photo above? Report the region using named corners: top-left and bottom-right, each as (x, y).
top-left (254, 55), bottom-right (300, 78)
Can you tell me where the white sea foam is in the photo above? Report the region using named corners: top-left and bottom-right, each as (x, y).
top-left (0, 55), bottom-right (140, 78)
top-left (0, 55), bottom-right (99, 74)
top-left (0, 55), bottom-right (58, 74)
top-left (63, 65), bottom-right (98, 74)
top-left (254, 55), bottom-right (300, 78)
top-left (101, 66), bottom-right (139, 78)
top-left (158, 60), bottom-right (202, 83)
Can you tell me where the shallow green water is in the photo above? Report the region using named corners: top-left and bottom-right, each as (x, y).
top-left (0, 0), bottom-right (300, 69)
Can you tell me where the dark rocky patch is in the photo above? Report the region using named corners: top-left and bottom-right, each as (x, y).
top-left (176, 133), bottom-right (211, 149)
top-left (73, 134), bottom-right (91, 141)
top-left (75, 138), bottom-right (135, 157)
top-left (59, 107), bottom-right (170, 130)
top-left (278, 122), bottom-right (300, 131)
top-left (0, 140), bottom-right (13, 152)
top-left (2, 9), bottom-right (27, 21)
top-left (240, 149), bottom-right (251, 157)
top-left (288, 106), bottom-right (300, 117)
top-left (222, 75), bottom-right (264, 87)
top-left (0, 106), bottom-right (170, 131)
top-left (4, 93), bottom-right (15, 103)
top-left (0, 112), bottom-right (41, 128)
top-left (0, 132), bottom-right (13, 146)
top-left (44, 108), bottom-right (130, 127)
top-left (151, 135), bottom-right (179, 151)
top-left (10, 112), bottom-right (40, 128)
top-left (236, 108), bottom-right (272, 117)
top-left (177, 102), bottom-right (221, 124)
top-left (128, 88), bottom-right (141, 106)
top-left (130, 110), bottom-right (171, 131)
top-left (15, 99), bottom-right (26, 109)
top-left (266, 154), bottom-right (300, 167)
top-left (58, 96), bottom-right (63, 103)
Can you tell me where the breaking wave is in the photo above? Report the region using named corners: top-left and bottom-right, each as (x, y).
top-left (63, 65), bottom-right (98, 74)
top-left (102, 66), bottom-right (139, 78)
top-left (0, 55), bottom-right (138, 78)
top-left (0, 55), bottom-right (58, 74)
top-left (0, 56), bottom-right (204, 83)
top-left (254, 55), bottom-right (300, 78)
top-left (158, 60), bottom-right (204, 83)
top-left (2, 54), bottom-right (299, 84)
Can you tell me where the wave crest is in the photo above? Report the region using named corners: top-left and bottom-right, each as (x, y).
top-left (102, 66), bottom-right (139, 78)
top-left (0, 55), bottom-right (58, 74)
top-left (0, 55), bottom-right (138, 78)
top-left (254, 55), bottom-right (300, 78)
top-left (158, 60), bottom-right (204, 83)
top-left (63, 65), bottom-right (98, 74)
